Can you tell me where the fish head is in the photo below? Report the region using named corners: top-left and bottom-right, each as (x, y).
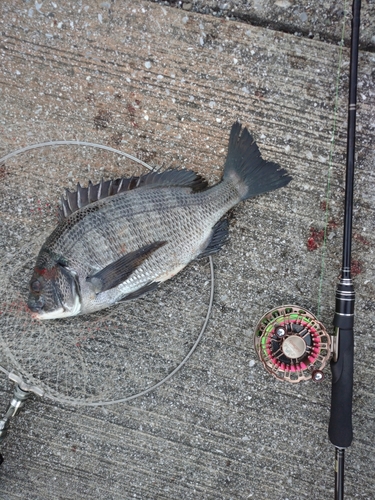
top-left (27, 252), bottom-right (81, 319)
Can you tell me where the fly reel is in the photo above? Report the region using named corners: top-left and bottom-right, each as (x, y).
top-left (254, 305), bottom-right (331, 383)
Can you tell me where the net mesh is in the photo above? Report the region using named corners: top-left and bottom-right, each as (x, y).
top-left (0, 145), bottom-right (211, 405)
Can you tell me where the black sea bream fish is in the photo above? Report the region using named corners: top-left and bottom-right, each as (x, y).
top-left (27, 122), bottom-right (291, 319)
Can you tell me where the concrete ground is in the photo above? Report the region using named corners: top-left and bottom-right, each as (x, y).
top-left (0, 1), bottom-right (374, 499)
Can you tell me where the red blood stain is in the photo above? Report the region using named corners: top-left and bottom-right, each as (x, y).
top-left (3, 299), bottom-right (35, 318)
top-left (353, 233), bottom-right (370, 246)
top-left (34, 267), bottom-right (58, 280)
top-left (351, 260), bottom-right (362, 276)
top-left (254, 90), bottom-right (265, 100)
top-left (328, 219), bottom-right (338, 230)
top-left (320, 201), bottom-right (327, 211)
top-left (307, 227), bottom-right (325, 251)
top-left (126, 103), bottom-right (136, 115)
top-left (29, 199), bottom-right (56, 218)
top-left (307, 237), bottom-right (318, 251)
top-left (75, 333), bottom-right (98, 348)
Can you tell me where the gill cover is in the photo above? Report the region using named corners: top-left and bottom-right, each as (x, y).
top-left (28, 260), bottom-right (81, 319)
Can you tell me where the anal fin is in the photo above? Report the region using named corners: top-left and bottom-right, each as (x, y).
top-left (197, 218), bottom-right (229, 259)
top-left (86, 241), bottom-right (166, 293)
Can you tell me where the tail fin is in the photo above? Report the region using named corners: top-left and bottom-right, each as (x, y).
top-left (223, 122), bottom-right (292, 201)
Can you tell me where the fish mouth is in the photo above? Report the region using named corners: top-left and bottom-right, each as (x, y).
top-left (31, 307), bottom-right (67, 320)
top-left (27, 265), bottom-right (82, 320)
top-left (29, 294), bottom-right (81, 320)
top-left (27, 297), bottom-right (46, 318)
top-left (27, 299), bottom-right (65, 320)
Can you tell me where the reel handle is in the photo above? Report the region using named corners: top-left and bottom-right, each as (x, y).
top-left (328, 329), bottom-right (354, 448)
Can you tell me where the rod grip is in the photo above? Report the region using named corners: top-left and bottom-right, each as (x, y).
top-left (328, 329), bottom-right (354, 448)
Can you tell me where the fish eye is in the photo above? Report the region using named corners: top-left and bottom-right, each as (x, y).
top-left (31, 280), bottom-right (41, 293)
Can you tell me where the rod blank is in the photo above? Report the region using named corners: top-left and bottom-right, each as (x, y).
top-left (329, 0), bottom-right (361, 498)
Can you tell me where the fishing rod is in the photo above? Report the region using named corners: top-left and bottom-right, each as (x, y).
top-left (329, 0), bottom-right (361, 498)
top-left (254, 1), bottom-right (361, 498)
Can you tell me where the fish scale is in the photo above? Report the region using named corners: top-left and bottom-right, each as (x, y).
top-left (27, 123), bottom-right (292, 319)
top-left (90, 187), bottom-right (229, 282)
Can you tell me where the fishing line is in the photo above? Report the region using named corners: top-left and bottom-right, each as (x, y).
top-left (0, 140), bottom-right (215, 407)
top-left (253, 0), bottom-right (352, 383)
top-left (253, 4), bottom-right (360, 496)
top-left (317, 0), bottom-right (348, 319)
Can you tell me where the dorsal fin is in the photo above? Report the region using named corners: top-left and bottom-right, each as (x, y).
top-left (58, 169), bottom-right (208, 220)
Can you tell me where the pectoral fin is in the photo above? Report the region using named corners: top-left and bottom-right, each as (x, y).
top-left (86, 241), bottom-right (166, 293)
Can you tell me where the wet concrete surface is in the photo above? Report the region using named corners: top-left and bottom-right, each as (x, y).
top-left (0, 1), bottom-right (374, 499)
top-left (153, 0), bottom-right (375, 49)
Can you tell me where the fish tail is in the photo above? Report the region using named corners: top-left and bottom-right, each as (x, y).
top-left (223, 122), bottom-right (292, 201)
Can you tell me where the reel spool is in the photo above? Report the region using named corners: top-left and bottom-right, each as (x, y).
top-left (254, 305), bottom-right (331, 383)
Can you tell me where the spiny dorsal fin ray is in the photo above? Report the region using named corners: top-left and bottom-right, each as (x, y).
top-left (66, 188), bottom-right (79, 213)
top-left (77, 182), bottom-right (88, 207)
top-left (58, 169), bottom-right (208, 220)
